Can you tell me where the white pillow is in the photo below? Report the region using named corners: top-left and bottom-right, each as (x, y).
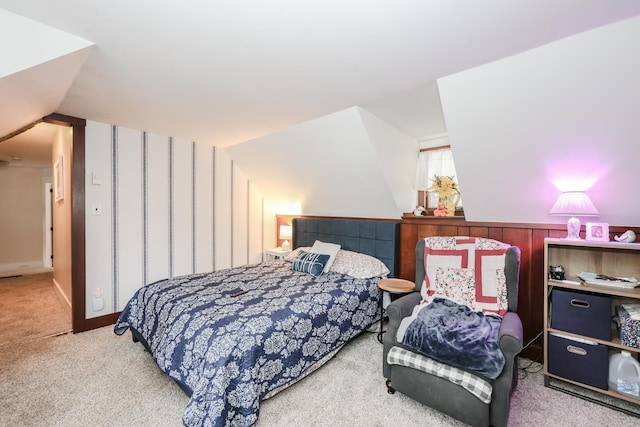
top-left (284, 247), bottom-right (311, 262)
top-left (311, 240), bottom-right (341, 273)
top-left (329, 249), bottom-right (390, 279)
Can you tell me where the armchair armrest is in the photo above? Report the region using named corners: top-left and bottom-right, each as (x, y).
top-left (384, 292), bottom-right (421, 344)
top-left (382, 291), bottom-right (421, 378)
top-left (498, 311), bottom-right (523, 357)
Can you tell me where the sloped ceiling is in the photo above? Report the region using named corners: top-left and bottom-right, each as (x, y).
top-left (439, 15), bottom-right (640, 226)
top-left (225, 106), bottom-right (417, 218)
top-left (0, 122), bottom-right (61, 168)
top-left (2, 1), bottom-right (640, 146)
top-left (0, 9), bottom-right (93, 139)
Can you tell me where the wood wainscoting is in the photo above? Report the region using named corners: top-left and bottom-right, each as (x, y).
top-left (399, 215), bottom-right (638, 361)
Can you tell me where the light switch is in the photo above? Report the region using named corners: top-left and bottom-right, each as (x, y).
top-left (91, 173), bottom-right (102, 185)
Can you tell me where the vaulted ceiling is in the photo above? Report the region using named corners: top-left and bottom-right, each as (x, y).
top-left (2, 1), bottom-right (640, 152)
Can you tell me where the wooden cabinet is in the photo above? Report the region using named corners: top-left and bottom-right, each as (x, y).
top-left (543, 237), bottom-right (640, 413)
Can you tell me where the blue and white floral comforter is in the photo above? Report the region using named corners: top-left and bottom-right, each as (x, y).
top-left (114, 260), bottom-right (380, 426)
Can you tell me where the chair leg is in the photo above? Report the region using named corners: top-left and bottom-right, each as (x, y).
top-left (386, 379), bottom-right (396, 394)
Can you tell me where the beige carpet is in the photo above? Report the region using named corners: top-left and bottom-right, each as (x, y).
top-left (1, 274), bottom-right (639, 426)
top-left (0, 272), bottom-right (71, 344)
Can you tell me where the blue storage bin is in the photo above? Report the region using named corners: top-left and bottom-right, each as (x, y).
top-left (548, 332), bottom-right (609, 390)
top-left (551, 288), bottom-right (612, 341)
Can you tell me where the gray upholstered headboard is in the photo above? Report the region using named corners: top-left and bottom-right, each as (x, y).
top-left (292, 217), bottom-right (400, 278)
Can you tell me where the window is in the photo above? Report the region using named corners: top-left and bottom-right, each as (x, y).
top-left (415, 145), bottom-right (462, 210)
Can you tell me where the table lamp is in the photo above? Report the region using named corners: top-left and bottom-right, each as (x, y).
top-left (279, 225), bottom-right (292, 251)
top-left (549, 191), bottom-right (599, 240)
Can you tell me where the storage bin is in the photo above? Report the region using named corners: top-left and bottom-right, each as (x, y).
top-left (551, 288), bottom-right (612, 341)
top-left (616, 305), bottom-right (640, 349)
top-left (548, 332), bottom-right (609, 390)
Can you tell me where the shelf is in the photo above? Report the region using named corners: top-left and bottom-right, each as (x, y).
top-left (544, 374), bottom-right (640, 415)
top-left (544, 238), bottom-right (640, 416)
top-left (546, 327), bottom-right (640, 353)
top-left (544, 237), bottom-right (640, 251)
top-left (548, 278), bottom-right (640, 299)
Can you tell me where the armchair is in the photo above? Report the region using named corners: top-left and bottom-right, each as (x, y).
top-left (383, 237), bottom-right (523, 427)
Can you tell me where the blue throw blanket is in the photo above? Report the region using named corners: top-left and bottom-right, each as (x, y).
top-left (114, 260), bottom-right (380, 426)
top-left (402, 297), bottom-right (505, 379)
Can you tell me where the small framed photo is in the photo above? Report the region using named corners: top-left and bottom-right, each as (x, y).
top-left (586, 222), bottom-right (609, 242)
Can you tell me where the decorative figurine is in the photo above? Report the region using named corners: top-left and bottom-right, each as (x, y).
top-left (433, 203), bottom-right (448, 217)
top-left (549, 265), bottom-right (565, 281)
top-left (413, 205), bottom-right (427, 216)
top-left (614, 230), bottom-right (636, 243)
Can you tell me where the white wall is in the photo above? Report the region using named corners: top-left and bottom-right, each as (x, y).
top-left (84, 121), bottom-right (272, 319)
top-left (225, 106), bottom-right (417, 219)
top-left (52, 125), bottom-right (72, 310)
top-left (0, 166), bottom-right (45, 272)
top-left (438, 16), bottom-right (640, 226)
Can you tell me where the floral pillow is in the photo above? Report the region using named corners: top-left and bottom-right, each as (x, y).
top-left (329, 249), bottom-right (390, 279)
top-left (432, 267), bottom-right (476, 308)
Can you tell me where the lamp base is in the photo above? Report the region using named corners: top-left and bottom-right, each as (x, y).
top-left (564, 216), bottom-right (582, 240)
top-left (282, 240), bottom-right (290, 251)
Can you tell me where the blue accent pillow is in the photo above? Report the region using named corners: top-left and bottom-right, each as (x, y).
top-left (291, 250), bottom-right (330, 277)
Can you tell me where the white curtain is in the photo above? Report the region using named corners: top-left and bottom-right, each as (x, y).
top-left (415, 148), bottom-right (461, 208)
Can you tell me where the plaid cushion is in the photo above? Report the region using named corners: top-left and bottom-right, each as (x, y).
top-left (387, 346), bottom-right (493, 404)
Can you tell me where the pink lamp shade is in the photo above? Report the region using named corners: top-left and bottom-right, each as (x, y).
top-left (279, 225), bottom-right (292, 250)
top-left (549, 191), bottom-right (599, 240)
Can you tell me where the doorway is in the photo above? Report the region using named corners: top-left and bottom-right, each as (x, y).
top-left (0, 122), bottom-right (58, 277)
top-left (0, 114), bottom-right (91, 332)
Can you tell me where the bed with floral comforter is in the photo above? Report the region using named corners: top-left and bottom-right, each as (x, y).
top-left (114, 258), bottom-right (383, 426)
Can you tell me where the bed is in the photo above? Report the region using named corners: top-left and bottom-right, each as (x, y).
top-left (114, 217), bottom-right (399, 427)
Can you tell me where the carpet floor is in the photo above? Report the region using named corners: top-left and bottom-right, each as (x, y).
top-left (1, 273), bottom-right (639, 426)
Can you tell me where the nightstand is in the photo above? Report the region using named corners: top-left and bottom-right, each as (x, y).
top-left (265, 248), bottom-right (291, 261)
top-left (377, 278), bottom-right (415, 343)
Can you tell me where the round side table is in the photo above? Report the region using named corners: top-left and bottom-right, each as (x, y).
top-left (377, 278), bottom-right (415, 343)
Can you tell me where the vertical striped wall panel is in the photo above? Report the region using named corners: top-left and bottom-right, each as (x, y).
top-left (232, 164), bottom-right (248, 267)
top-left (84, 122), bottom-right (113, 316)
top-left (146, 133), bottom-right (170, 284)
top-left (84, 121), bottom-right (266, 318)
top-left (171, 138), bottom-right (194, 277)
top-left (248, 183), bottom-right (264, 264)
top-left (115, 127), bottom-right (144, 308)
top-left (195, 143), bottom-right (214, 273)
top-left (214, 149), bottom-right (232, 270)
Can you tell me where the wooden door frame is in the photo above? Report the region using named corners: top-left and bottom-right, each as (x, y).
top-left (44, 113), bottom-right (119, 332)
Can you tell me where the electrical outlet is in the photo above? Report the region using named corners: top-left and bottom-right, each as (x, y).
top-left (91, 203), bottom-right (102, 216)
top-left (93, 287), bottom-right (104, 311)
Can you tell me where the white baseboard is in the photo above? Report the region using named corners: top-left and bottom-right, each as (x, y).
top-left (0, 261), bottom-right (50, 277)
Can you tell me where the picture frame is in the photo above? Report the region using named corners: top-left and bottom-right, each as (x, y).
top-left (586, 222), bottom-right (609, 242)
top-left (54, 155), bottom-right (64, 202)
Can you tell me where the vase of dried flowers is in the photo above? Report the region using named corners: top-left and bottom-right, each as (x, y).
top-left (428, 175), bottom-right (460, 216)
